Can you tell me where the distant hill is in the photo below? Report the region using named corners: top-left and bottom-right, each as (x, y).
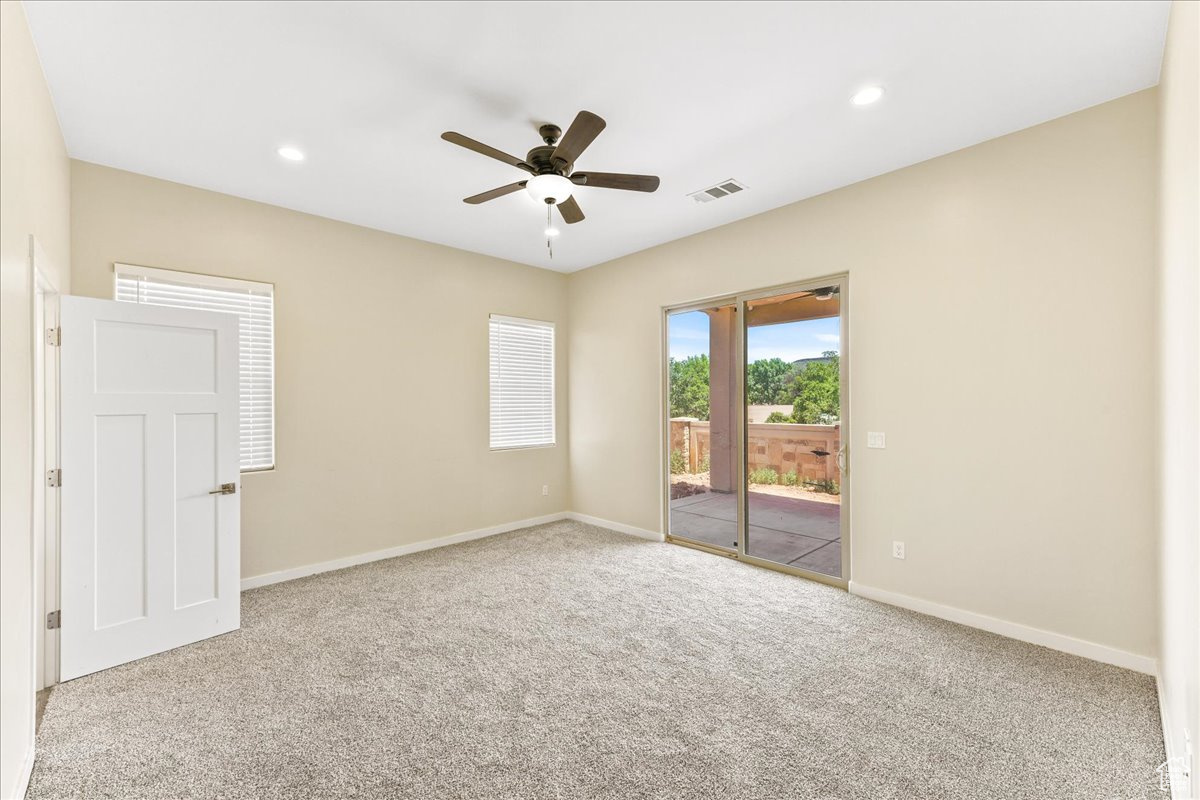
top-left (792, 356), bottom-right (834, 371)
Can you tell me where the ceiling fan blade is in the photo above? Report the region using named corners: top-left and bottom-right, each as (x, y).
top-left (463, 181), bottom-right (527, 204)
top-left (442, 132), bottom-right (534, 173)
top-left (557, 195), bottom-right (585, 224)
top-left (570, 172), bottom-right (660, 192)
top-left (551, 111), bottom-right (606, 168)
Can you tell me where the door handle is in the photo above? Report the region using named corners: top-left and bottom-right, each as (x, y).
top-left (209, 483), bottom-right (237, 495)
top-left (836, 448), bottom-right (846, 474)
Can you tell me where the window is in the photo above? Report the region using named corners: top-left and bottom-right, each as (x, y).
top-left (489, 314), bottom-right (555, 450)
top-left (114, 263), bottom-right (275, 471)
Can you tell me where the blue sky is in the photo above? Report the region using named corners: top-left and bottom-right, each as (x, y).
top-left (668, 310), bottom-right (840, 363)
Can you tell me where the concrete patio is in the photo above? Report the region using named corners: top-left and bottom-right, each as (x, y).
top-left (669, 490), bottom-right (841, 577)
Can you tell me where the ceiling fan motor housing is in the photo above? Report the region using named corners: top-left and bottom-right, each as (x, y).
top-left (526, 144), bottom-right (570, 176)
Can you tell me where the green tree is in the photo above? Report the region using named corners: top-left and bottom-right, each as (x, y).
top-left (746, 358), bottom-right (793, 404)
top-left (669, 354), bottom-right (710, 419)
top-left (791, 351), bottom-right (840, 424)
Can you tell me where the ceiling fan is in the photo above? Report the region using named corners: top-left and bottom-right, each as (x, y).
top-left (441, 110), bottom-right (660, 226)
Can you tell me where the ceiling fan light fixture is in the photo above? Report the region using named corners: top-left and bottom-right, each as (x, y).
top-left (525, 173), bottom-right (573, 205)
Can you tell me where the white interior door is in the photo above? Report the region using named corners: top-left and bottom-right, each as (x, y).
top-left (59, 295), bottom-right (240, 681)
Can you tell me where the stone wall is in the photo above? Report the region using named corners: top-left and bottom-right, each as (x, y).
top-left (669, 418), bottom-right (840, 483)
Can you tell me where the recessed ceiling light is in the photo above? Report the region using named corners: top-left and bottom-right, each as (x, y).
top-left (544, 228), bottom-right (560, 238)
top-left (850, 86), bottom-right (884, 106)
top-left (277, 146), bottom-right (305, 162)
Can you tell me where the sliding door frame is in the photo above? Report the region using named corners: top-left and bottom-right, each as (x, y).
top-left (661, 273), bottom-right (851, 588)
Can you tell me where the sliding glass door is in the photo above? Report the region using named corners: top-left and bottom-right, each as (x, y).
top-left (743, 285), bottom-right (845, 579)
top-left (665, 278), bottom-right (849, 586)
top-left (666, 303), bottom-right (739, 553)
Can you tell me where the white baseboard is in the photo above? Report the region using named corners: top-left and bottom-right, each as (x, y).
top-left (565, 512), bottom-right (665, 542)
top-left (240, 512), bottom-right (569, 591)
top-left (848, 581), bottom-right (1156, 676)
top-left (10, 741), bottom-right (35, 800)
top-left (1157, 667), bottom-right (1194, 800)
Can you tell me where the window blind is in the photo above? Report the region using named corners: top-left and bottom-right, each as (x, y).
top-left (489, 314), bottom-right (555, 450)
top-left (114, 264), bottom-right (275, 471)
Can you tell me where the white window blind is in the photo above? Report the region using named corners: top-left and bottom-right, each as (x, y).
top-left (114, 264), bottom-right (275, 471)
top-left (489, 314), bottom-right (555, 450)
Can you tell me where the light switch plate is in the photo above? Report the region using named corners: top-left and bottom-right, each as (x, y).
top-left (867, 432), bottom-right (886, 449)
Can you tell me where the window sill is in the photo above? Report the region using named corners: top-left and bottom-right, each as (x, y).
top-left (489, 444), bottom-right (556, 452)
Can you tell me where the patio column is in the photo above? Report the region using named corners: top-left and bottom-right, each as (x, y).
top-left (706, 306), bottom-right (737, 493)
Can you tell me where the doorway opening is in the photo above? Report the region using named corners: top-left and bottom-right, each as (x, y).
top-left (664, 278), bottom-right (849, 586)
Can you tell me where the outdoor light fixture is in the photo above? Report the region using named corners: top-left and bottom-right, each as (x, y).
top-left (525, 173), bottom-right (573, 205)
top-left (850, 86), bottom-right (884, 106)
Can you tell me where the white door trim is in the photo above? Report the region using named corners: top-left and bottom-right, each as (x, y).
top-left (31, 235), bottom-right (60, 691)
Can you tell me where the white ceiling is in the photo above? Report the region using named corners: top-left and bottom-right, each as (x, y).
top-left (24, 1), bottom-right (1170, 272)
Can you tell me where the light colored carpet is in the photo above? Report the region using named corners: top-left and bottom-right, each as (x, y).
top-left (29, 520), bottom-right (1164, 799)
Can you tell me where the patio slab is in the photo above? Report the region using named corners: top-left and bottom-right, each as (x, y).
top-left (744, 528), bottom-right (830, 563)
top-left (789, 540), bottom-right (842, 577)
top-left (668, 491), bottom-right (719, 509)
top-left (669, 488), bottom-right (842, 578)
top-left (669, 510), bottom-right (738, 549)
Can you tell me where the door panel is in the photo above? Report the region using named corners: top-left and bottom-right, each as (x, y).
top-left (742, 284), bottom-right (846, 581)
top-left (174, 413), bottom-right (219, 609)
top-left (94, 320), bottom-right (217, 394)
top-left (94, 414), bottom-right (148, 628)
top-left (60, 296), bottom-right (240, 680)
top-left (666, 304), bottom-right (739, 552)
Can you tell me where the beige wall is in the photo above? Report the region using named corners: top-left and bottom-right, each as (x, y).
top-left (0, 2), bottom-right (71, 797)
top-left (1157, 0), bottom-right (1199, 789)
top-left (69, 162), bottom-right (570, 582)
top-left (568, 90), bottom-right (1160, 659)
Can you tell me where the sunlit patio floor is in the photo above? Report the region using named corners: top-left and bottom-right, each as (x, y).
top-left (669, 490), bottom-right (841, 578)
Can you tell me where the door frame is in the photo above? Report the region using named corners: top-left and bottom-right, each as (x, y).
top-left (31, 237), bottom-right (61, 689)
top-left (660, 273), bottom-right (851, 588)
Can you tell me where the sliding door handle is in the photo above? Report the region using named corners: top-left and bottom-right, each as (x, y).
top-left (208, 483), bottom-right (237, 495)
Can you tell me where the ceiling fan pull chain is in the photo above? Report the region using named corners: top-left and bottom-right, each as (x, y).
top-left (546, 203), bottom-right (554, 259)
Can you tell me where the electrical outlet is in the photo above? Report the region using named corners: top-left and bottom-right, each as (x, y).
top-left (867, 432), bottom-right (886, 449)
top-left (542, 485), bottom-right (549, 496)
top-left (892, 541), bottom-right (906, 559)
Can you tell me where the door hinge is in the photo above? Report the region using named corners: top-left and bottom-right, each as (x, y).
top-left (46, 327), bottom-right (60, 346)
top-left (46, 610), bottom-right (60, 630)
top-left (46, 468), bottom-right (61, 487)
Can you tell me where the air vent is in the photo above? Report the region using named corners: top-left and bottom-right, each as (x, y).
top-left (689, 179), bottom-right (747, 203)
